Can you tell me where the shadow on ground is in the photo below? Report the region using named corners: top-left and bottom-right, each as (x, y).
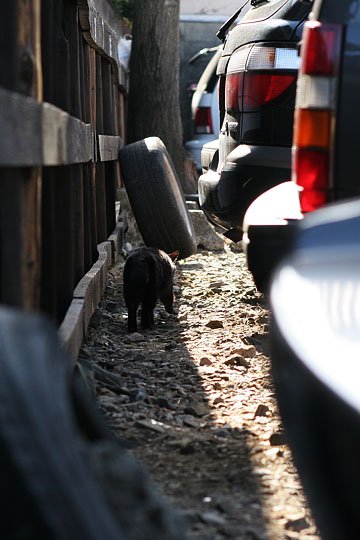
top-left (81, 251), bottom-right (290, 540)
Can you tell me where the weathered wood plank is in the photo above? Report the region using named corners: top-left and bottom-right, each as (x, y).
top-left (0, 88), bottom-right (42, 165)
top-left (0, 3), bottom-right (19, 91)
top-left (42, 103), bottom-right (94, 165)
top-left (98, 135), bottom-right (124, 161)
top-left (78, 0), bottom-right (129, 90)
top-left (64, 2), bottom-right (85, 284)
top-left (0, 88), bottom-right (94, 166)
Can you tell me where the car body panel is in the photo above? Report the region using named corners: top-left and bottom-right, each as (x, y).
top-left (243, 0), bottom-right (360, 290)
top-left (198, 0), bottom-right (312, 234)
top-left (184, 48), bottom-right (221, 171)
top-left (242, 181), bottom-right (302, 291)
top-left (199, 144), bottom-right (293, 232)
top-left (270, 197), bottom-right (360, 539)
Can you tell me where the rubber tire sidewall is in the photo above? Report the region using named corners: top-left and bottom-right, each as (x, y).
top-left (120, 137), bottom-right (196, 259)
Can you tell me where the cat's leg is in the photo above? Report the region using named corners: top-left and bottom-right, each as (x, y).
top-left (160, 285), bottom-right (174, 314)
top-left (141, 305), bottom-right (154, 329)
top-left (141, 294), bottom-right (157, 329)
top-left (127, 303), bottom-right (138, 332)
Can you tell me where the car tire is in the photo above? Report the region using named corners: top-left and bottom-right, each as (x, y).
top-left (0, 307), bottom-right (186, 540)
top-left (0, 307), bottom-right (125, 540)
top-left (119, 137), bottom-right (197, 259)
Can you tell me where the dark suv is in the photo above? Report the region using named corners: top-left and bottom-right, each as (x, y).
top-left (198, 0), bottom-right (312, 242)
top-left (243, 0), bottom-right (360, 292)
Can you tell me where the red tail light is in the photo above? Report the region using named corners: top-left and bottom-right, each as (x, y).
top-left (225, 44), bottom-right (299, 112)
top-left (194, 107), bottom-right (213, 134)
top-left (244, 73), bottom-right (296, 111)
top-left (301, 21), bottom-right (342, 76)
top-left (294, 149), bottom-right (329, 211)
top-left (293, 22), bottom-right (343, 213)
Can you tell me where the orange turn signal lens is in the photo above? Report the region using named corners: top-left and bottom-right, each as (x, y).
top-left (294, 109), bottom-right (331, 149)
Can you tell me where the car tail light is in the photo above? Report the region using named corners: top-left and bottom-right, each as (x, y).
top-left (292, 22), bottom-right (343, 212)
top-left (194, 106), bottom-right (213, 134)
top-left (225, 44), bottom-right (300, 112)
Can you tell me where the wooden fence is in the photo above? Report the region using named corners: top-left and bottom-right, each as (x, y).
top-left (0, 0), bottom-right (129, 329)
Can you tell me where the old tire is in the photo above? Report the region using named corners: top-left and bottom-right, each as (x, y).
top-left (119, 137), bottom-right (197, 259)
top-left (0, 307), bottom-right (125, 540)
top-left (0, 307), bottom-right (186, 540)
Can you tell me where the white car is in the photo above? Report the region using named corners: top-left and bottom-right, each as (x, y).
top-left (184, 47), bottom-right (221, 172)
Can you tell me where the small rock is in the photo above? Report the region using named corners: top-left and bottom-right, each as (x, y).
top-left (254, 404), bottom-right (270, 417)
top-left (214, 428), bottom-right (230, 438)
top-left (213, 382), bottom-right (222, 391)
top-left (184, 401), bottom-right (207, 417)
top-left (231, 345), bottom-right (256, 358)
top-left (168, 437), bottom-right (191, 448)
top-left (269, 432), bottom-right (287, 446)
top-left (199, 356), bottom-right (213, 366)
top-left (182, 416), bottom-right (200, 428)
top-left (121, 241), bottom-right (133, 257)
top-left (200, 511), bottom-right (227, 526)
top-left (165, 341), bottom-right (177, 351)
top-left (156, 397), bottom-right (177, 410)
top-left (206, 320), bottom-right (224, 329)
top-left (285, 517), bottom-right (310, 532)
top-left (125, 332), bottom-right (145, 343)
top-left (224, 355), bottom-right (250, 369)
top-left (130, 388), bottom-right (148, 402)
top-left (213, 396), bottom-right (224, 405)
top-left (179, 442), bottom-right (196, 455)
top-left (135, 419), bottom-right (166, 434)
top-left (189, 209), bottom-right (225, 251)
top-left (105, 301), bottom-right (118, 313)
top-left (209, 281), bottom-right (225, 288)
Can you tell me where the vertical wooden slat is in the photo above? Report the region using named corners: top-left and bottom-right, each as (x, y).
top-left (0, 3), bottom-right (19, 91)
top-left (0, 0), bottom-right (42, 311)
top-left (89, 45), bottom-right (98, 261)
top-left (0, 172), bottom-right (25, 307)
top-left (54, 167), bottom-right (75, 323)
top-left (101, 58), bottom-right (116, 236)
top-left (95, 54), bottom-right (107, 243)
top-left (41, 0), bottom-right (75, 323)
top-left (64, 1), bottom-right (85, 286)
top-left (41, 169), bottom-right (58, 317)
top-left (40, 0), bottom-right (58, 318)
top-left (81, 41), bottom-right (94, 271)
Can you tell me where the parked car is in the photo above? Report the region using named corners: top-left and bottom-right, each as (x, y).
top-left (243, 0), bottom-right (360, 292)
top-left (198, 0), bottom-right (312, 241)
top-left (184, 46), bottom-right (221, 172)
top-left (270, 197), bottom-right (360, 540)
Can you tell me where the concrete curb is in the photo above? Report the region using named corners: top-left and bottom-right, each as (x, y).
top-left (58, 218), bottom-right (125, 364)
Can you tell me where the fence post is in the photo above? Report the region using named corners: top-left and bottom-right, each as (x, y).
top-left (0, 0), bottom-right (43, 310)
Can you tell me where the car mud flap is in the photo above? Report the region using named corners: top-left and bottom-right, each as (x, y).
top-left (223, 227), bottom-right (243, 242)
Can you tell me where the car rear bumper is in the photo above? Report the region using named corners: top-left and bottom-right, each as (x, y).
top-left (242, 181), bottom-right (303, 292)
top-left (198, 144), bottom-right (292, 233)
top-left (270, 200), bottom-right (360, 537)
top-left (185, 137), bottom-right (216, 172)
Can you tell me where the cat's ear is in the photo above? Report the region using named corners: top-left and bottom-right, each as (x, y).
top-left (168, 250), bottom-right (179, 261)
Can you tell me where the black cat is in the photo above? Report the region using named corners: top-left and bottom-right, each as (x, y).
top-left (123, 247), bottom-right (178, 332)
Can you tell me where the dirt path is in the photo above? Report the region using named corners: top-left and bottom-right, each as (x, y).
top-left (82, 246), bottom-right (320, 540)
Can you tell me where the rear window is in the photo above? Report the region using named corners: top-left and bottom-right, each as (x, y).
top-left (240, 0), bottom-right (290, 23)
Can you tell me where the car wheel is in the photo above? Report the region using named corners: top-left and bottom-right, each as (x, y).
top-left (119, 137), bottom-right (197, 259)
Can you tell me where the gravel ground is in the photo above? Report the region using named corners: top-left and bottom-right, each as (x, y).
top-left (81, 244), bottom-right (320, 540)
